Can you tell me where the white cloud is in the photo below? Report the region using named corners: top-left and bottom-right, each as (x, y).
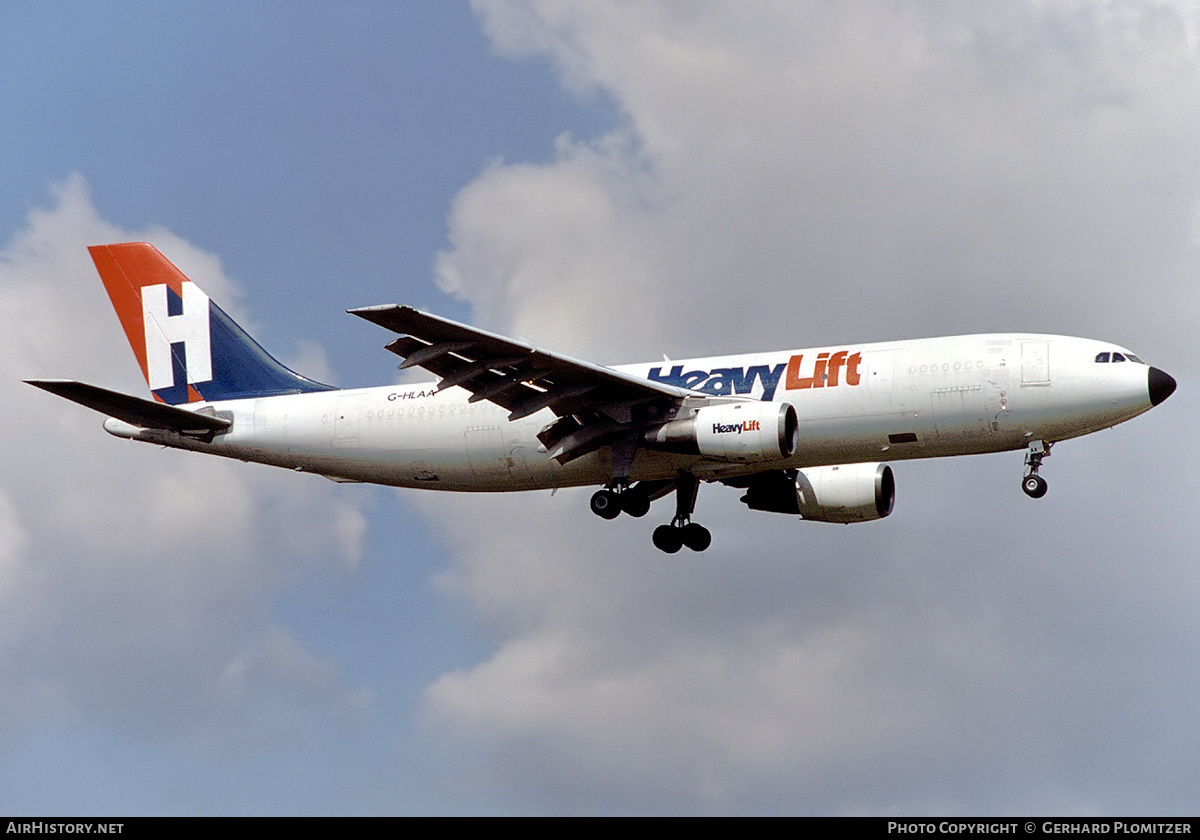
top-left (421, 1), bottom-right (1200, 814)
top-left (0, 176), bottom-right (370, 743)
top-left (453, 1), bottom-right (1200, 360)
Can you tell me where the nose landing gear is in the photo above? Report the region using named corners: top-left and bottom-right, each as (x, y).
top-left (1022, 439), bottom-right (1051, 499)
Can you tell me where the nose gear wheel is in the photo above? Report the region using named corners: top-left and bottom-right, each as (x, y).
top-left (1022, 439), bottom-right (1051, 499)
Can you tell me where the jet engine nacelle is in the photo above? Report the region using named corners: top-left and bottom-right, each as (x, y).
top-left (644, 402), bottom-right (798, 464)
top-left (741, 463), bottom-right (895, 523)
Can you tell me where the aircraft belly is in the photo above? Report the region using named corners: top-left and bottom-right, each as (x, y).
top-left (259, 390), bottom-right (594, 491)
top-left (1003, 371), bottom-right (1151, 442)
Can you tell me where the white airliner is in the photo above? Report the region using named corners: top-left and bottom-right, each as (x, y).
top-left (28, 243), bottom-right (1176, 553)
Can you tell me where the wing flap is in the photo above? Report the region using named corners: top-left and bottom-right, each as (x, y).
top-left (348, 304), bottom-right (697, 469)
top-left (348, 305), bottom-right (692, 420)
top-left (26, 380), bottom-right (231, 435)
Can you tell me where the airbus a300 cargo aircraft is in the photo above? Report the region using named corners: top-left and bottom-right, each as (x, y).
top-left (28, 243), bottom-right (1176, 553)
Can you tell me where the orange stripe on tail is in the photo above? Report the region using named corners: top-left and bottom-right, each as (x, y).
top-left (88, 242), bottom-right (190, 388)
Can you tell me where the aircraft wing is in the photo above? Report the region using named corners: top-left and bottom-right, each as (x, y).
top-left (25, 379), bottom-right (231, 436)
top-left (348, 304), bottom-right (696, 464)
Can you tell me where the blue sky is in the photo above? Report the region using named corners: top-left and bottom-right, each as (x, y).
top-left (1, 2), bottom-right (609, 363)
top-left (2, 1), bottom-right (592, 815)
top-left (3, 1), bottom-right (1199, 816)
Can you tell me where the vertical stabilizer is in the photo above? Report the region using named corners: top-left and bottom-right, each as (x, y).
top-left (89, 243), bottom-right (335, 405)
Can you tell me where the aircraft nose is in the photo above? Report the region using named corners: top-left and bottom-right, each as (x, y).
top-left (1148, 367), bottom-right (1177, 406)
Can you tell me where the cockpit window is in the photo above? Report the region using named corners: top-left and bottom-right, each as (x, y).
top-left (1095, 350), bottom-right (1146, 364)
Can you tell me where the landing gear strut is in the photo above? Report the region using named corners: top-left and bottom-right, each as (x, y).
top-left (1022, 439), bottom-right (1051, 499)
top-left (651, 472), bottom-right (711, 554)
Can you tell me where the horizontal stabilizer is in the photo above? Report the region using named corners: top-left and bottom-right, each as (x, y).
top-left (25, 379), bottom-right (231, 435)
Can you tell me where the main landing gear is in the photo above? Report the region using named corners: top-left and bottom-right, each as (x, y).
top-left (1022, 439), bottom-right (1051, 499)
top-left (589, 473), bottom-right (712, 553)
top-left (652, 521), bottom-right (711, 553)
top-left (651, 472), bottom-right (711, 554)
top-left (590, 481), bottom-right (651, 519)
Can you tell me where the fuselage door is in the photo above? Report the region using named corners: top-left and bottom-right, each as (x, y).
top-left (465, 424), bottom-right (507, 477)
top-left (1021, 341), bottom-right (1050, 386)
top-left (334, 393), bottom-right (362, 446)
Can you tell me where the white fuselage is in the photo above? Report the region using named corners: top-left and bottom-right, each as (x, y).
top-left (105, 333), bottom-right (1158, 490)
